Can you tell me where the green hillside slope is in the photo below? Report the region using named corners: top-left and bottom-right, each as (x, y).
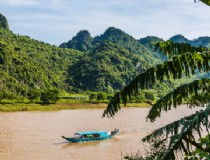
top-left (0, 27), bottom-right (83, 99)
top-left (67, 41), bottom-right (143, 91)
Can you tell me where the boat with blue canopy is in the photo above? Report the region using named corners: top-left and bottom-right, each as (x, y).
top-left (62, 128), bottom-right (119, 143)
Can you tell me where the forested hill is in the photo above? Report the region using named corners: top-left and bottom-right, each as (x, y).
top-left (2, 12), bottom-right (208, 100)
top-left (67, 41), bottom-right (145, 91)
top-left (1, 13), bottom-right (164, 100)
top-left (60, 27), bottom-right (163, 65)
top-left (0, 13), bottom-right (85, 99)
top-left (60, 27), bottom-right (164, 91)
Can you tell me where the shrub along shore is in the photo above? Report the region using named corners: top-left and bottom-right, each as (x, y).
top-left (0, 91), bottom-right (152, 112)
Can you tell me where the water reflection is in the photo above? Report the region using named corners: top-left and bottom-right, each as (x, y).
top-left (62, 140), bottom-right (103, 149)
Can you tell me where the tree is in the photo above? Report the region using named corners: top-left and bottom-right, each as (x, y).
top-left (97, 92), bottom-right (107, 102)
top-left (40, 89), bottom-right (59, 104)
top-left (27, 89), bottom-right (41, 102)
top-left (103, 39), bottom-right (210, 159)
top-left (89, 92), bottom-right (97, 101)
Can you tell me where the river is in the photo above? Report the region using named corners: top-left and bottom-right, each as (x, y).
top-left (0, 107), bottom-right (199, 160)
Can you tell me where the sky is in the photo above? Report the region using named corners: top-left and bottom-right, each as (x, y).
top-left (0, 0), bottom-right (210, 45)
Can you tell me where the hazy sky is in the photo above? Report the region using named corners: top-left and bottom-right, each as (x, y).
top-left (0, 0), bottom-right (210, 45)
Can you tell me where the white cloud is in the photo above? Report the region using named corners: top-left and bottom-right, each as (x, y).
top-left (0, 0), bottom-right (40, 6)
top-left (1, 0), bottom-right (210, 45)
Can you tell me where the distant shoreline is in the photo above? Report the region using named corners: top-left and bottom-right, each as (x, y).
top-left (0, 102), bottom-right (151, 112)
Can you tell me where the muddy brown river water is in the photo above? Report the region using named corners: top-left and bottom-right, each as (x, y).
top-left (0, 107), bottom-right (200, 160)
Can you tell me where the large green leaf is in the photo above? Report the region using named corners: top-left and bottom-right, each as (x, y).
top-left (142, 105), bottom-right (210, 159)
top-left (147, 78), bottom-right (210, 121)
top-left (103, 52), bottom-right (210, 117)
top-left (198, 0), bottom-right (210, 6)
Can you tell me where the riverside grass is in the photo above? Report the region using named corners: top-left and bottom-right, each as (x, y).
top-left (0, 102), bottom-right (151, 112)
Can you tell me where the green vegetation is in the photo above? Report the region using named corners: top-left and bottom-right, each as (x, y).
top-left (0, 25), bottom-right (84, 101)
top-left (196, 0), bottom-right (210, 6)
top-left (185, 134), bottom-right (210, 159)
top-left (60, 30), bottom-right (93, 51)
top-left (0, 14), bottom-right (166, 105)
top-left (0, 11), bottom-right (209, 115)
top-left (103, 40), bottom-right (210, 159)
top-left (40, 89), bottom-right (59, 104)
top-left (68, 41), bottom-right (149, 91)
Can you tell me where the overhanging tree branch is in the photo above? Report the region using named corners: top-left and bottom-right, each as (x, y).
top-left (142, 105), bottom-right (210, 159)
top-left (103, 52), bottom-right (210, 117)
top-left (147, 78), bottom-right (210, 122)
top-left (195, 0), bottom-right (210, 6)
top-left (155, 41), bottom-right (207, 58)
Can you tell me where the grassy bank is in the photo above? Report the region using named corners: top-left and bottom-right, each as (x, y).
top-left (0, 102), bottom-right (151, 112)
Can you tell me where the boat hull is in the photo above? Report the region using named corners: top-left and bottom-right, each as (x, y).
top-left (62, 135), bottom-right (112, 143)
top-left (62, 129), bottom-right (119, 143)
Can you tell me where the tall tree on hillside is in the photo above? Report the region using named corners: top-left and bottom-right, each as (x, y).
top-left (103, 2), bottom-right (210, 159)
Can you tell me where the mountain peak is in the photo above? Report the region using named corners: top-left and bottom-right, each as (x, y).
top-left (94, 27), bottom-right (137, 45)
top-left (75, 30), bottom-right (92, 38)
top-left (104, 27), bottom-right (124, 34)
top-left (0, 13), bottom-right (9, 30)
top-left (169, 34), bottom-right (189, 43)
top-left (102, 27), bottom-right (129, 38)
top-left (59, 30), bottom-right (93, 51)
top-left (139, 36), bottom-right (164, 45)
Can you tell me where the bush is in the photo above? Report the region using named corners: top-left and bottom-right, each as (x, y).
top-left (40, 89), bottom-right (59, 104)
top-left (27, 89), bottom-right (41, 102)
top-left (97, 92), bottom-right (107, 101)
top-left (89, 93), bottom-right (97, 101)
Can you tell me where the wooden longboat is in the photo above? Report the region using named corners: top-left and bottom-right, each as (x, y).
top-left (62, 128), bottom-right (119, 143)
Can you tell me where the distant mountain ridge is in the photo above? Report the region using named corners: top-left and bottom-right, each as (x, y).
top-left (169, 34), bottom-right (210, 48)
top-left (61, 27), bottom-right (163, 91)
top-left (61, 30), bottom-right (210, 52)
top-left (60, 27), bottom-right (163, 67)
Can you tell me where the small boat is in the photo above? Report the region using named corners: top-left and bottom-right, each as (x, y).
top-left (62, 128), bottom-right (119, 143)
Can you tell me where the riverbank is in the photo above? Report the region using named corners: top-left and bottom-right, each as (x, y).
top-left (0, 102), bottom-right (151, 112)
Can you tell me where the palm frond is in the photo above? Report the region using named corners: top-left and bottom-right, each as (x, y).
top-left (155, 41), bottom-right (208, 58)
top-left (195, 0), bottom-right (210, 6)
top-left (103, 52), bottom-right (210, 117)
top-left (147, 78), bottom-right (210, 122)
top-left (142, 105), bottom-right (210, 160)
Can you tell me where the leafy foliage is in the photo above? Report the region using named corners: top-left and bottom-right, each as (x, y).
top-left (40, 89), bottom-right (59, 104)
top-left (1, 14), bottom-right (165, 100)
top-left (142, 105), bottom-right (210, 159)
top-left (103, 40), bottom-right (210, 159)
top-left (195, 0), bottom-right (210, 6)
top-left (62, 27), bottom-right (164, 92)
top-left (148, 78), bottom-right (210, 121)
top-left (103, 45), bottom-right (210, 117)
top-left (67, 41), bottom-right (145, 91)
top-left (0, 26), bottom-right (84, 99)
top-left (185, 134), bottom-right (210, 159)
